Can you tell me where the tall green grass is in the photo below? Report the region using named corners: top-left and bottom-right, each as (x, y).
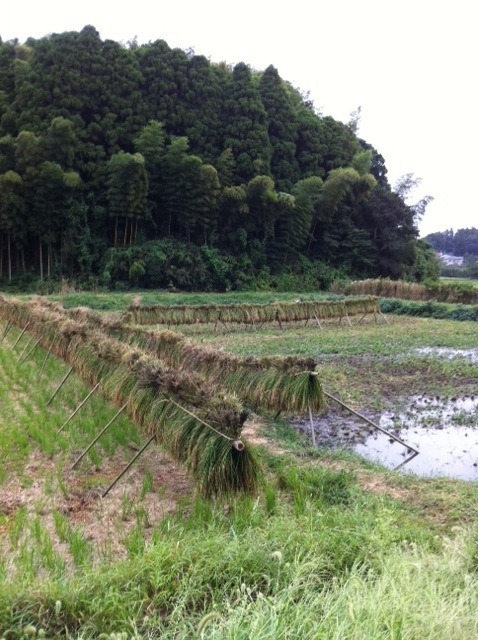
top-left (0, 464), bottom-right (442, 638)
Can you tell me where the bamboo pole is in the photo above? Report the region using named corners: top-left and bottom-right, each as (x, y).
top-left (379, 310), bottom-right (390, 325)
top-left (17, 334), bottom-right (34, 361)
top-left (39, 343), bottom-right (53, 377)
top-left (308, 404), bottom-right (316, 447)
top-left (102, 435), bottom-right (155, 497)
top-left (46, 366), bottom-right (74, 406)
top-left (71, 402), bottom-right (128, 469)
top-left (1, 320), bottom-right (12, 342)
top-left (394, 450), bottom-right (420, 470)
top-left (168, 397), bottom-right (235, 442)
top-left (19, 337), bottom-right (42, 365)
top-left (11, 322), bottom-right (30, 350)
top-left (57, 382), bottom-right (101, 434)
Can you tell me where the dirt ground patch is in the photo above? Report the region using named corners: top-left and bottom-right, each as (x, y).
top-left (0, 443), bottom-right (194, 566)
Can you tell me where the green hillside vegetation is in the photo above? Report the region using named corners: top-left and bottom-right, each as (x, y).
top-left (0, 26), bottom-right (433, 291)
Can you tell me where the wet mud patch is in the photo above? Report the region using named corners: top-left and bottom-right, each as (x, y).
top-left (294, 395), bottom-right (478, 480)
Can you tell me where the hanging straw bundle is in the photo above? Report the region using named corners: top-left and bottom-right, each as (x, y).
top-left (122, 327), bottom-right (325, 414)
top-left (0, 296), bottom-right (261, 497)
top-left (35, 300), bottom-right (326, 415)
top-left (27, 298), bottom-right (326, 415)
top-left (128, 296), bottom-right (380, 326)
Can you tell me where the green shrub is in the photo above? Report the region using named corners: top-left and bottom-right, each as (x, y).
top-left (380, 298), bottom-right (478, 322)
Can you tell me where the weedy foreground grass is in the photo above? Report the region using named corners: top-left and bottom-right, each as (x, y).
top-left (1, 309), bottom-right (478, 639)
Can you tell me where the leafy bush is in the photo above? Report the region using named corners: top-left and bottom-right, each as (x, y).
top-left (380, 298), bottom-right (478, 322)
top-left (100, 240), bottom-right (342, 292)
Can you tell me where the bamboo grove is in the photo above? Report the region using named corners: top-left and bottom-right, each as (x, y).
top-left (127, 296), bottom-right (380, 326)
top-left (0, 27), bottom-right (433, 290)
top-left (0, 296), bottom-right (327, 495)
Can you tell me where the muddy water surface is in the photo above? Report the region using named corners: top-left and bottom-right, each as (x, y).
top-left (414, 347), bottom-right (478, 363)
top-left (298, 395), bottom-right (478, 481)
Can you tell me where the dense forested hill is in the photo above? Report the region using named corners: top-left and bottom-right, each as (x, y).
top-left (0, 26), bottom-right (433, 290)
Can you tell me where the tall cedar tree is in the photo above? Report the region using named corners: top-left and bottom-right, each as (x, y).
top-left (222, 63), bottom-right (272, 182)
top-left (259, 65), bottom-right (299, 192)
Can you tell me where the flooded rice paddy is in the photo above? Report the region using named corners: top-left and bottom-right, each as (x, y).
top-left (414, 347), bottom-right (478, 363)
top-left (298, 395), bottom-right (478, 480)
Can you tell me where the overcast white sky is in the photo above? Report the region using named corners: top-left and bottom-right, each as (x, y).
top-left (1, 0), bottom-right (476, 237)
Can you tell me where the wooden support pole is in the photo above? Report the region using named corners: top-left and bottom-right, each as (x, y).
top-left (57, 382), bottom-right (100, 434)
top-left (379, 310), bottom-right (390, 325)
top-left (19, 337), bottom-right (42, 365)
top-left (168, 397), bottom-right (240, 444)
top-left (345, 311), bottom-right (353, 327)
top-left (71, 403), bottom-right (128, 469)
top-left (313, 313), bottom-right (322, 329)
top-left (102, 435), bottom-right (155, 498)
top-left (394, 450), bottom-right (420, 470)
top-left (308, 404), bottom-right (316, 447)
top-left (46, 366), bottom-right (74, 406)
top-left (11, 323), bottom-right (30, 350)
top-left (17, 334), bottom-right (34, 361)
top-left (1, 320), bottom-right (12, 342)
top-left (275, 311), bottom-right (283, 330)
top-left (39, 343), bottom-right (52, 378)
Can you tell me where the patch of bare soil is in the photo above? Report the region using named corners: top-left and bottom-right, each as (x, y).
top-left (0, 443), bottom-right (193, 567)
top-left (64, 445), bottom-right (193, 557)
top-left (241, 417), bottom-right (288, 455)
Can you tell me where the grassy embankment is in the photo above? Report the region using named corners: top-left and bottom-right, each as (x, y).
top-left (1, 297), bottom-right (478, 638)
top-left (40, 290), bottom-right (332, 311)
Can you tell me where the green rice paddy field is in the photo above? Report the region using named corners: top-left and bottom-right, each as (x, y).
top-left (1, 291), bottom-right (478, 639)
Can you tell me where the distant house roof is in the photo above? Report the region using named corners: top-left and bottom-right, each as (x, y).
top-left (438, 253), bottom-right (464, 266)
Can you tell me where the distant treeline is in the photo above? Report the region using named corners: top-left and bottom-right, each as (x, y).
top-left (424, 228), bottom-right (478, 257)
top-left (0, 26), bottom-right (434, 290)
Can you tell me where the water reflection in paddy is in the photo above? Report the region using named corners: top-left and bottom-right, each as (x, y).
top-left (300, 395), bottom-right (478, 481)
